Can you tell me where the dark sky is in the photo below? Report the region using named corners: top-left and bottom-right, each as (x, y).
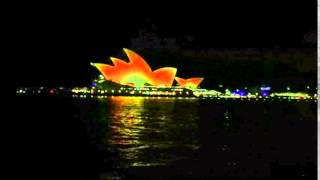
top-left (9, 1), bottom-right (316, 87)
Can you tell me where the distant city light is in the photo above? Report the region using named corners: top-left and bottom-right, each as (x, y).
top-left (99, 74), bottom-right (104, 80)
top-left (16, 86), bottom-right (317, 101)
top-left (261, 86), bottom-right (271, 91)
top-left (232, 89), bottom-right (247, 97)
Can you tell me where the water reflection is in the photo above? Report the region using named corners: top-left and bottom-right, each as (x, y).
top-left (16, 95), bottom-right (317, 178)
top-left (109, 97), bottom-right (145, 146)
top-left (80, 97), bottom-right (316, 177)
top-left (105, 97), bottom-right (200, 167)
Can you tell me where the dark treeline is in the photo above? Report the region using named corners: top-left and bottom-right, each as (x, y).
top-left (132, 48), bottom-right (316, 92)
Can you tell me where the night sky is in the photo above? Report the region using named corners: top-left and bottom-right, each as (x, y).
top-left (9, 1), bottom-right (316, 87)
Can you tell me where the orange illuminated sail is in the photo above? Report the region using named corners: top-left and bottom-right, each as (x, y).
top-left (175, 77), bottom-right (204, 89)
top-left (152, 67), bottom-right (177, 87)
top-left (91, 48), bottom-right (177, 87)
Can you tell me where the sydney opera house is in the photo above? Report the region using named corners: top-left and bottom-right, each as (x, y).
top-left (90, 48), bottom-right (204, 89)
top-left (16, 48), bottom-right (315, 99)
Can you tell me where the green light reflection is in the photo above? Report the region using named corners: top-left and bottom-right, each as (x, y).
top-left (105, 96), bottom-right (200, 167)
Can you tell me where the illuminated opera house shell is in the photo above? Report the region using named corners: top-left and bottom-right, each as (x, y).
top-left (175, 77), bottom-right (204, 89)
top-left (91, 48), bottom-right (203, 88)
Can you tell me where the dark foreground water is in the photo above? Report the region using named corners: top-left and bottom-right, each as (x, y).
top-left (14, 96), bottom-right (316, 179)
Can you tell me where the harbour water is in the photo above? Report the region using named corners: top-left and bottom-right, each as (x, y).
top-left (14, 95), bottom-right (316, 179)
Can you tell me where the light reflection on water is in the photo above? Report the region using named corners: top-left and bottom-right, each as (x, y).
top-left (104, 96), bottom-right (200, 167)
top-left (16, 95), bottom-right (317, 178)
top-left (80, 96), bottom-right (316, 177)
